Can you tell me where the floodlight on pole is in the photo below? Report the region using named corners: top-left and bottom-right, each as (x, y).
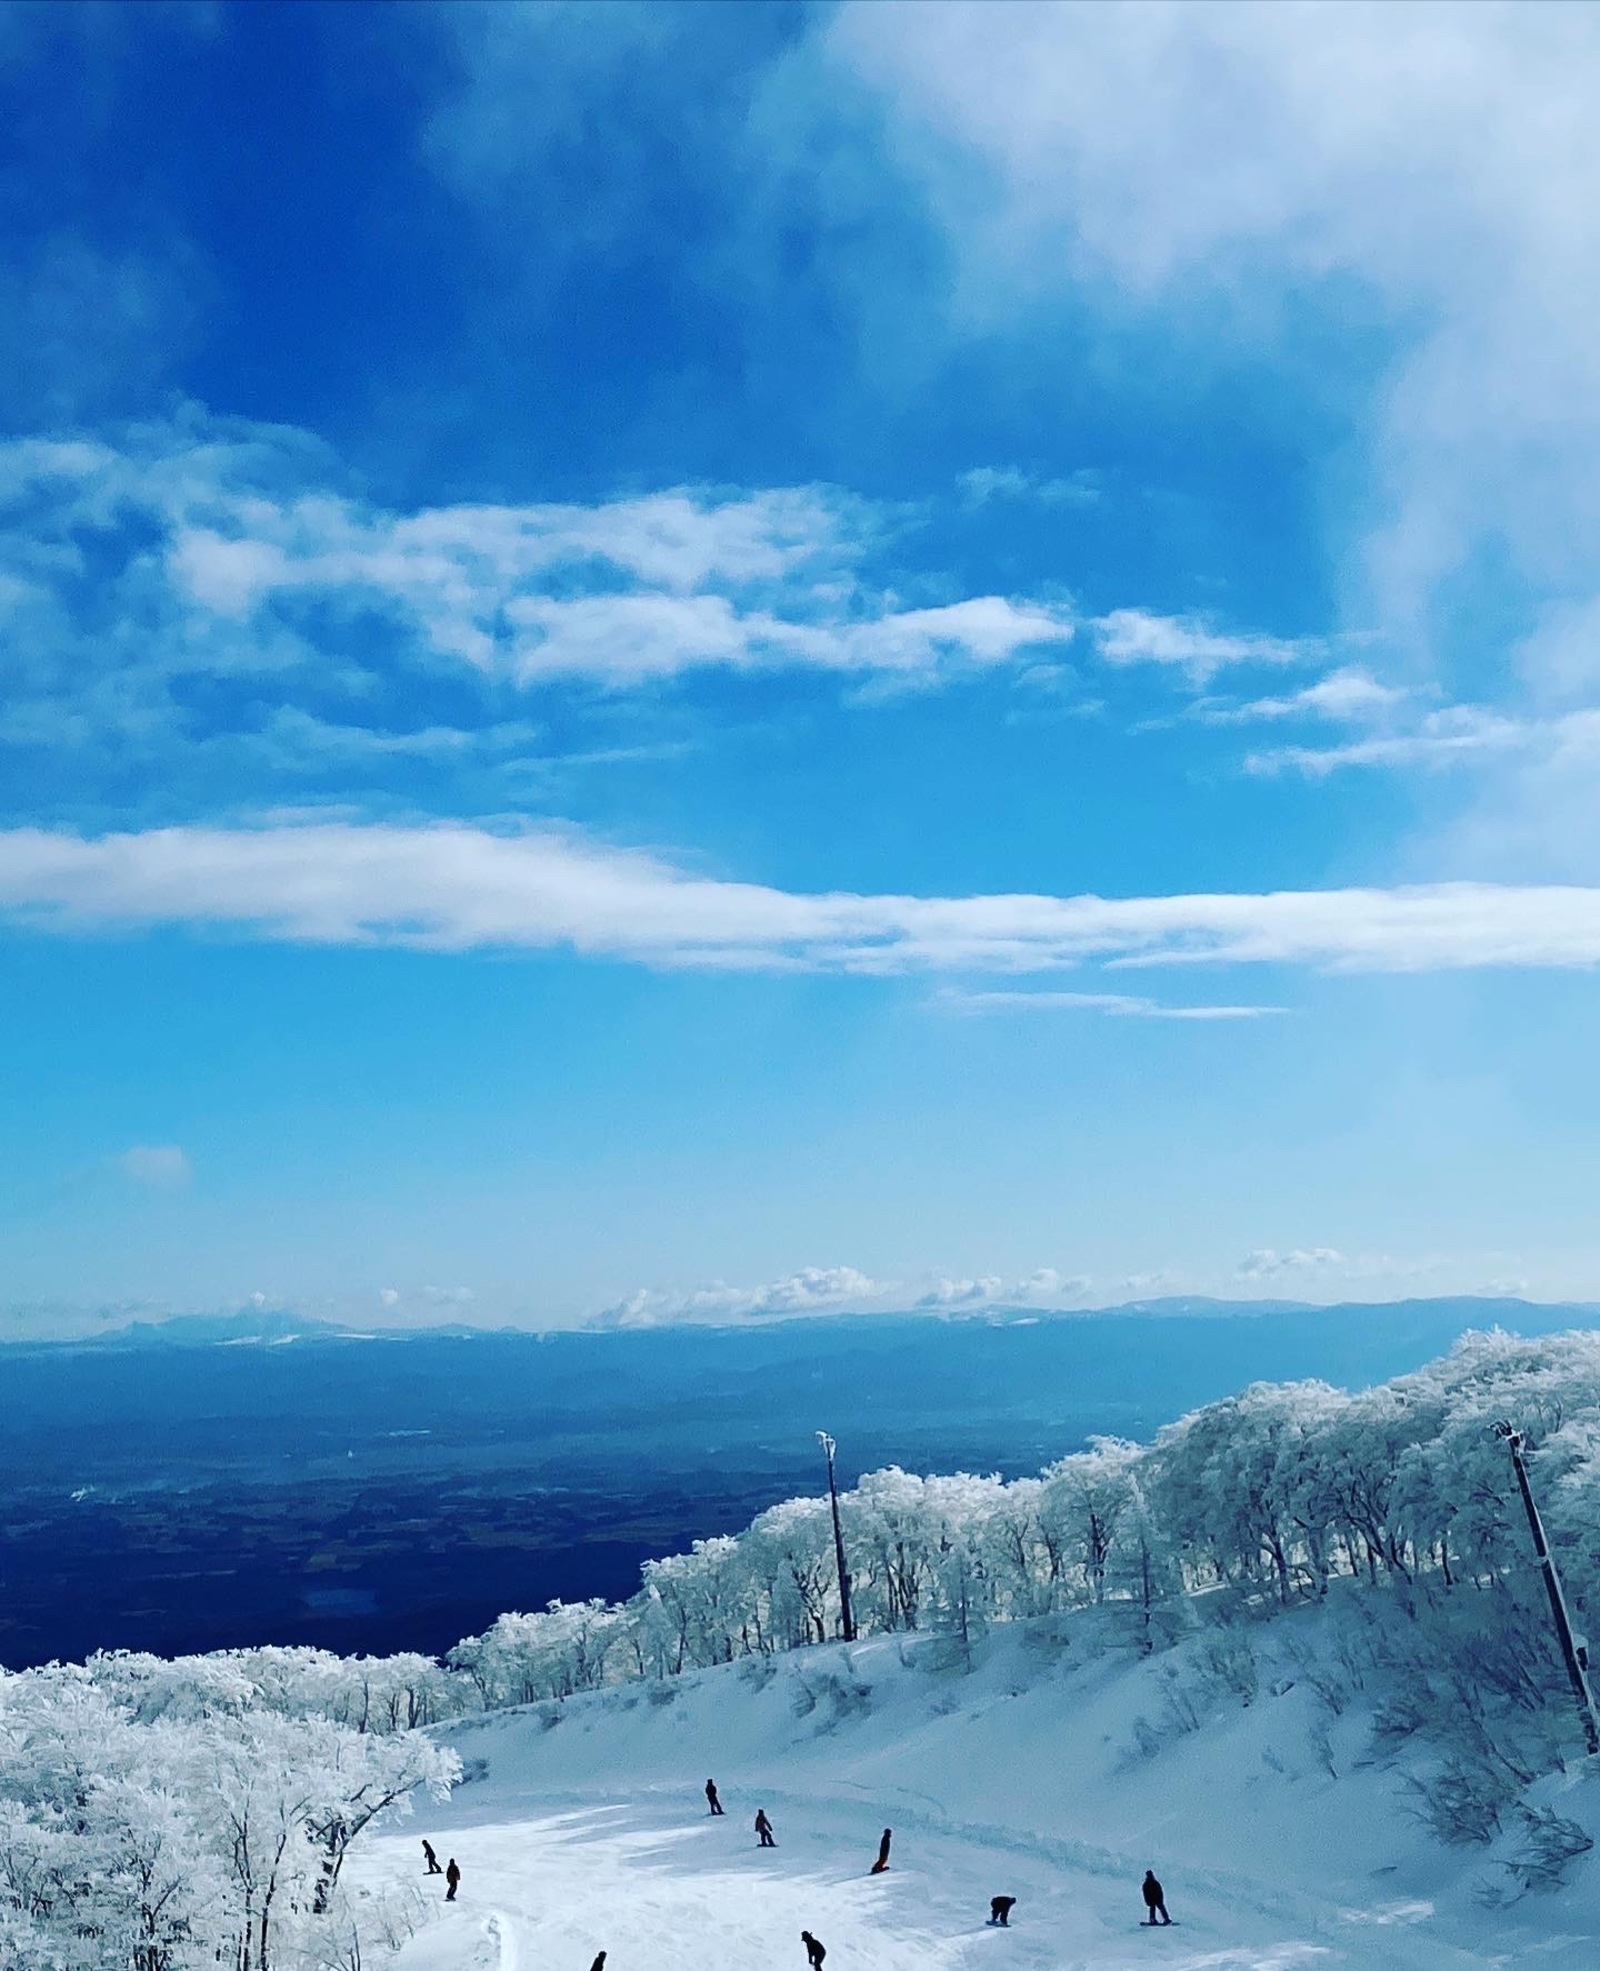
top-left (816, 1430), bottom-right (856, 1643)
top-left (1491, 1420), bottom-right (1600, 1757)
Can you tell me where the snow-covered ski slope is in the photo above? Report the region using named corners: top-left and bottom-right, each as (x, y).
top-left (364, 1619), bottom-right (1600, 1970)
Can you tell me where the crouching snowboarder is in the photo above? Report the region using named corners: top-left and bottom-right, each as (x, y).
top-left (987, 1897), bottom-right (1016, 1927)
top-left (705, 1778), bottom-right (725, 1816)
top-left (422, 1839), bottom-right (442, 1875)
top-left (1141, 1870), bottom-right (1171, 1926)
top-left (870, 1827), bottom-right (892, 1874)
top-left (802, 1931), bottom-right (826, 1970)
top-left (755, 1808), bottom-right (777, 1848)
top-left (445, 1858), bottom-right (461, 1902)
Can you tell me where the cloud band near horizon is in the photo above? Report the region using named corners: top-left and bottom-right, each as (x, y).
top-left (7, 822), bottom-right (1600, 976)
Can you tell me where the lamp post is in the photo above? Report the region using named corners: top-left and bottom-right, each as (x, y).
top-left (1492, 1420), bottom-right (1600, 1757)
top-left (816, 1430), bottom-right (856, 1643)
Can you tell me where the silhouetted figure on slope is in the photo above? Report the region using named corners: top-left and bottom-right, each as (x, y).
top-left (589, 1954), bottom-right (607, 1971)
top-left (870, 1827), bottom-right (892, 1874)
top-left (1141, 1870), bottom-right (1171, 1926)
top-left (756, 1808), bottom-right (777, 1848)
top-left (802, 1931), bottom-right (826, 1970)
top-left (445, 1858), bottom-right (461, 1902)
top-left (422, 1839), bottom-right (442, 1875)
top-left (988, 1897), bottom-right (1016, 1927)
top-left (705, 1778), bottom-right (725, 1816)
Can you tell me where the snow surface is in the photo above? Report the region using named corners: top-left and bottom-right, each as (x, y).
top-left (359, 1621), bottom-right (1600, 1970)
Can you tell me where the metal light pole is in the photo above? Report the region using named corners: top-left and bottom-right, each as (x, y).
top-left (1492, 1420), bottom-right (1600, 1756)
top-left (816, 1430), bottom-right (856, 1643)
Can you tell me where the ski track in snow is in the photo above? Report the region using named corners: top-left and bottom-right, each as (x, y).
top-left (369, 1781), bottom-right (1490, 1971)
top-left (483, 1911), bottom-right (517, 1971)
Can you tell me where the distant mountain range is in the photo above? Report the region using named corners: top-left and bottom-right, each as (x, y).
top-left (8, 1291), bottom-right (1596, 1352)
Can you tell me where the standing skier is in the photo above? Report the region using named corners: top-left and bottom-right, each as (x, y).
top-left (421, 1838), bottom-right (442, 1875)
top-left (870, 1827), bottom-right (892, 1874)
top-left (1141, 1870), bottom-right (1171, 1926)
top-left (988, 1897), bottom-right (1016, 1927)
top-left (445, 1858), bottom-right (461, 1902)
top-left (801, 1931), bottom-right (826, 1970)
top-left (755, 1808), bottom-right (777, 1848)
top-left (589, 1955), bottom-right (607, 1971)
top-left (705, 1778), bottom-right (725, 1816)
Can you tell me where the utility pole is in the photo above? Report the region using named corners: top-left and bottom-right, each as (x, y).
top-left (816, 1430), bottom-right (856, 1643)
top-left (1492, 1420), bottom-right (1600, 1756)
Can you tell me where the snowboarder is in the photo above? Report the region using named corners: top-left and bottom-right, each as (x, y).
top-left (870, 1827), bottom-right (892, 1874)
top-left (589, 1955), bottom-right (607, 1971)
top-left (705, 1778), bottom-right (725, 1816)
top-left (801, 1931), bottom-right (826, 1970)
top-left (422, 1838), bottom-right (442, 1875)
top-left (988, 1897), bottom-right (1016, 1927)
top-left (445, 1858), bottom-right (461, 1902)
top-left (755, 1808), bottom-right (777, 1848)
top-left (1141, 1870), bottom-right (1171, 1926)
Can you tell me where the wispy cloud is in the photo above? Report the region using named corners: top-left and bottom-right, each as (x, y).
top-left (959, 465), bottom-right (1100, 508)
top-left (115, 1144), bottom-right (191, 1190)
top-left (0, 422), bottom-right (1079, 780)
top-left (938, 987), bottom-right (1288, 1020)
top-left (1092, 609), bottom-right (1314, 681)
top-left (1249, 704), bottom-right (1535, 777)
top-left (10, 820), bottom-right (1600, 975)
top-left (1212, 667), bottom-right (1407, 726)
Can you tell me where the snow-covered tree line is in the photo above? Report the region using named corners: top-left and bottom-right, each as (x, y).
top-left (7, 1325), bottom-right (1600, 1966)
top-left (0, 1649), bottom-right (458, 1970)
top-left (447, 1329), bottom-right (1600, 1718)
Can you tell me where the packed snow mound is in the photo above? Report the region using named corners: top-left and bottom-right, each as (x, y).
top-left (362, 1612), bottom-right (1600, 1971)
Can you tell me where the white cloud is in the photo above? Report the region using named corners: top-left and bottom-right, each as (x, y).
top-left (1092, 609), bottom-right (1312, 680)
top-left (16, 821), bottom-right (1600, 975)
top-left (916, 1275), bottom-right (1003, 1308)
top-left (828, 4), bottom-right (1600, 664)
top-left (594, 1264), bottom-right (880, 1328)
top-left (116, 1144), bottom-right (191, 1189)
top-left (1220, 668), bottom-right (1407, 725)
top-left (1237, 1247), bottom-right (1346, 1279)
top-left (909, 1270), bottom-right (1089, 1308)
top-left (0, 422), bottom-right (1078, 761)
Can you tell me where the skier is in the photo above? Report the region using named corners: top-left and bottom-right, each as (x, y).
top-left (705, 1778), bottom-right (725, 1816)
top-left (988, 1896), bottom-right (1016, 1927)
top-left (422, 1838), bottom-right (442, 1875)
top-left (801, 1931), bottom-right (826, 1970)
top-left (1141, 1870), bottom-right (1171, 1926)
top-left (755, 1808), bottom-right (777, 1848)
top-left (870, 1827), bottom-right (892, 1874)
top-left (445, 1858), bottom-right (461, 1903)
top-left (589, 1955), bottom-right (607, 1971)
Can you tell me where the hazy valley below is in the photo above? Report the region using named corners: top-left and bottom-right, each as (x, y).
top-left (2, 1297), bottom-right (1591, 1669)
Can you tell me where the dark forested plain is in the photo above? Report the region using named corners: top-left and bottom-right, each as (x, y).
top-left (1, 1297), bottom-right (1593, 1668)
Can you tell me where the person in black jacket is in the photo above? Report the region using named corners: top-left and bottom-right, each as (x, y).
top-left (870, 1827), bottom-right (892, 1874)
top-left (589, 1954), bottom-right (607, 1971)
top-left (705, 1779), bottom-right (725, 1816)
top-left (988, 1896), bottom-right (1016, 1926)
top-left (422, 1839), bottom-right (442, 1875)
top-left (1141, 1870), bottom-right (1171, 1925)
top-left (801, 1931), bottom-right (826, 1969)
top-left (445, 1858), bottom-right (461, 1902)
top-left (755, 1808), bottom-right (776, 1848)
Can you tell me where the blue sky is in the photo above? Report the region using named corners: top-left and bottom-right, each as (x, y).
top-left (7, 2), bottom-right (1600, 1336)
